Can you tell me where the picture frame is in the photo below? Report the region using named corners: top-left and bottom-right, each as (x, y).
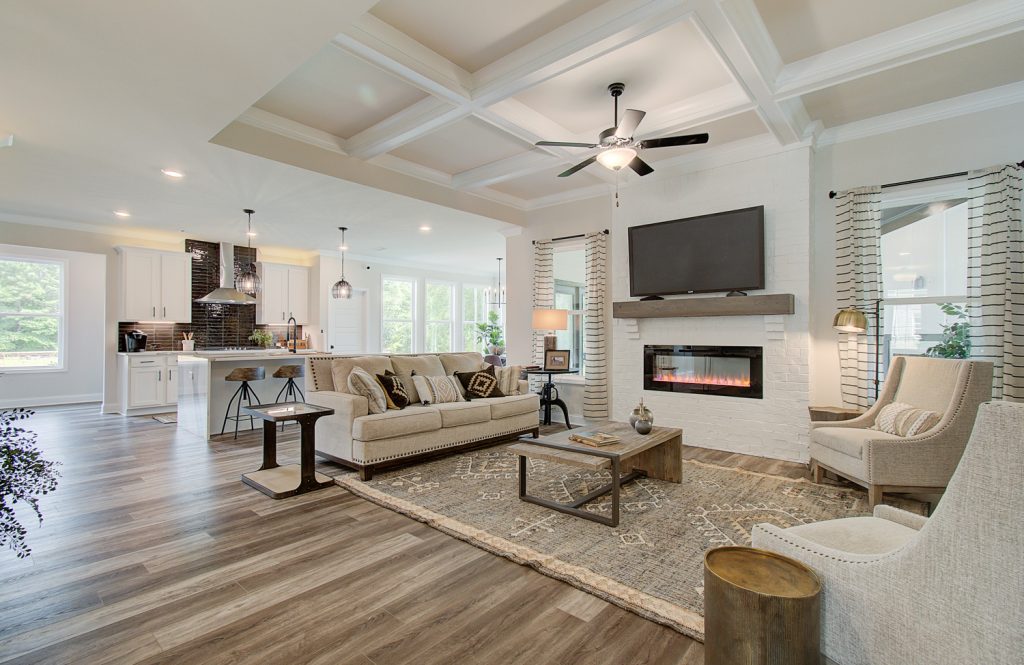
top-left (544, 349), bottom-right (570, 371)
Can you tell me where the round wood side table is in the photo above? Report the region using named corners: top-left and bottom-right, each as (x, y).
top-left (704, 546), bottom-right (821, 665)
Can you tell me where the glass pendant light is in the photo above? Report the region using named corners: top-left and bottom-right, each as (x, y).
top-left (332, 226), bottom-right (352, 299)
top-left (235, 209), bottom-right (261, 296)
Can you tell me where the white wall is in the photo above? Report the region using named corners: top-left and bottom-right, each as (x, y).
top-left (0, 244), bottom-right (106, 407)
top-left (809, 102), bottom-right (1024, 405)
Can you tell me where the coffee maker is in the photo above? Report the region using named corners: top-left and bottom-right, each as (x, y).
top-left (124, 329), bottom-right (148, 352)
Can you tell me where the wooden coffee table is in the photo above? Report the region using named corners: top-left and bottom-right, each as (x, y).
top-left (509, 422), bottom-right (682, 526)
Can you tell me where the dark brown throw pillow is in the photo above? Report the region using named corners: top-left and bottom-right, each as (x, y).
top-left (375, 370), bottom-right (410, 410)
top-left (455, 365), bottom-right (505, 400)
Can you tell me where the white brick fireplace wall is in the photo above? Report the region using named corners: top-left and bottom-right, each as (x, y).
top-left (611, 147), bottom-right (812, 462)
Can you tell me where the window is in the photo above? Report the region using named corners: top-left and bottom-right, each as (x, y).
top-left (880, 187), bottom-right (969, 362)
top-left (553, 247), bottom-right (586, 372)
top-left (424, 281), bottom-right (453, 353)
top-left (462, 284), bottom-right (491, 353)
top-left (0, 257), bottom-right (65, 370)
top-left (381, 277), bottom-right (415, 353)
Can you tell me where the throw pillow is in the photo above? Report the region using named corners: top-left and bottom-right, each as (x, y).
top-left (411, 375), bottom-right (464, 404)
top-left (455, 365), bottom-right (506, 399)
top-left (348, 367), bottom-right (388, 414)
top-left (375, 370), bottom-right (410, 410)
top-left (873, 401), bottom-right (942, 437)
top-left (494, 364), bottom-right (523, 396)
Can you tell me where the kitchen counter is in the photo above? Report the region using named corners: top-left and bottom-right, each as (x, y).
top-left (117, 350), bottom-right (194, 356)
top-left (192, 350), bottom-right (321, 361)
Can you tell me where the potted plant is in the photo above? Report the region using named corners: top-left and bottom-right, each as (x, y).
top-left (1, 408), bottom-right (60, 558)
top-left (475, 310), bottom-right (505, 355)
top-left (248, 329), bottom-right (273, 348)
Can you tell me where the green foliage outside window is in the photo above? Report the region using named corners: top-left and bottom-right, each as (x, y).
top-left (925, 303), bottom-right (971, 359)
top-left (0, 259), bottom-right (62, 368)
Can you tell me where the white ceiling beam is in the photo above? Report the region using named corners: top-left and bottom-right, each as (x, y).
top-left (236, 108), bottom-right (347, 155)
top-left (694, 0), bottom-right (807, 144)
top-left (343, 97), bottom-right (468, 159)
top-left (451, 151), bottom-right (563, 190)
top-left (775, 0), bottom-right (1024, 100)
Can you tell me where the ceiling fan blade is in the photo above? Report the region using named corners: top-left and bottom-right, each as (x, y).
top-left (615, 109), bottom-right (646, 139)
top-left (628, 156), bottom-right (654, 177)
top-left (558, 156), bottom-right (597, 177)
top-left (638, 133), bottom-right (709, 149)
top-left (536, 141), bottom-right (599, 148)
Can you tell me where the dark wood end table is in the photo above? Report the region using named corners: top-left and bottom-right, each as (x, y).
top-left (808, 405), bottom-right (864, 422)
top-left (524, 369), bottom-right (578, 428)
top-left (241, 402), bottom-right (334, 499)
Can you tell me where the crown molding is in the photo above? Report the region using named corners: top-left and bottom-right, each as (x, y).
top-left (817, 80), bottom-right (1024, 146)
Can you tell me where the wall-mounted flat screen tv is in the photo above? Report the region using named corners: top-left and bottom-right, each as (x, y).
top-left (628, 205), bottom-right (765, 297)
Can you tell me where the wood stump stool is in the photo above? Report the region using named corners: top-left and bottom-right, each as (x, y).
top-left (704, 546), bottom-right (821, 665)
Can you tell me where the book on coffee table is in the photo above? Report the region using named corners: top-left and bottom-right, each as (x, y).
top-left (567, 430), bottom-right (621, 447)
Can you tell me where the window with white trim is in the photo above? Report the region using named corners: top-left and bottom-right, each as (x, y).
top-left (381, 276), bottom-right (416, 354)
top-left (0, 257), bottom-right (65, 370)
top-left (553, 247), bottom-right (585, 372)
top-left (424, 280), bottom-right (454, 353)
top-left (461, 284), bottom-right (491, 353)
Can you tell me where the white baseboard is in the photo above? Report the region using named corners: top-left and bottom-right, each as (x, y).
top-left (0, 393), bottom-right (103, 409)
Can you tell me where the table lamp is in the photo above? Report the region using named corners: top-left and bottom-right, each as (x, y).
top-left (532, 308), bottom-right (568, 351)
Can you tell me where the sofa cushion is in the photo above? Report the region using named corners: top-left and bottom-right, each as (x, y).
top-left (375, 371), bottom-right (410, 410)
top-left (474, 393), bottom-right (539, 420)
top-left (455, 365), bottom-right (506, 399)
top-left (390, 355), bottom-right (445, 403)
top-left (347, 367), bottom-right (387, 414)
top-left (411, 375), bottom-right (464, 404)
top-left (352, 408), bottom-right (441, 442)
top-left (784, 516), bottom-right (918, 555)
top-left (331, 356), bottom-right (394, 395)
top-left (431, 402), bottom-right (491, 428)
top-left (495, 364), bottom-right (523, 395)
top-left (873, 401), bottom-right (942, 436)
top-left (812, 426), bottom-right (904, 460)
top-left (439, 352), bottom-right (486, 375)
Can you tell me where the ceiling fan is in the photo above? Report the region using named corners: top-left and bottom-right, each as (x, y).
top-left (536, 82), bottom-right (709, 177)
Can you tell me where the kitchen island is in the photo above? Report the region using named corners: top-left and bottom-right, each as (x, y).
top-left (177, 350), bottom-right (318, 440)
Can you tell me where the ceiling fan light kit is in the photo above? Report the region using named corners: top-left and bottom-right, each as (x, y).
top-left (537, 82), bottom-right (709, 179)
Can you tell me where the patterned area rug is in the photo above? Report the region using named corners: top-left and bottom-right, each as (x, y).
top-left (336, 443), bottom-right (909, 640)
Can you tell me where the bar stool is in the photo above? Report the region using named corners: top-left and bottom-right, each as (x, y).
top-left (221, 367), bottom-right (265, 439)
top-left (273, 364), bottom-right (305, 430)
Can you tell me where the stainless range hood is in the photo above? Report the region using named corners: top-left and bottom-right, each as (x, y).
top-left (195, 242), bottom-right (257, 305)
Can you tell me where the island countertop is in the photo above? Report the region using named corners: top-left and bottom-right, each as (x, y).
top-left (186, 350), bottom-right (322, 362)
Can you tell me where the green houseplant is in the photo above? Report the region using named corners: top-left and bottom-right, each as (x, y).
top-left (925, 303), bottom-right (971, 359)
top-left (474, 310), bottom-right (505, 355)
top-left (248, 329), bottom-right (274, 348)
top-left (1, 408), bottom-right (60, 558)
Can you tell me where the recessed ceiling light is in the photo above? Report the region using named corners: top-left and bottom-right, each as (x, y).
top-left (338, 244), bottom-right (349, 251)
top-left (161, 168), bottom-right (184, 179)
top-left (246, 231), bottom-right (258, 237)
top-left (899, 251), bottom-right (910, 256)
top-left (419, 224), bottom-right (432, 232)
top-left (113, 210), bottom-right (131, 218)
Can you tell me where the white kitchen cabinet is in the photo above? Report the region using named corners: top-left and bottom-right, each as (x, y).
top-left (117, 353), bottom-right (182, 414)
top-left (128, 367), bottom-right (164, 408)
top-left (165, 364), bottom-right (178, 405)
top-left (257, 262), bottom-right (308, 325)
top-left (118, 247), bottom-right (192, 322)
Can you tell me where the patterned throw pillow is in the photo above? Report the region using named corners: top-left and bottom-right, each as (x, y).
top-left (375, 370), bottom-right (409, 410)
top-left (410, 375), bottom-right (464, 404)
top-left (494, 364), bottom-right (523, 396)
top-left (873, 401), bottom-right (942, 437)
top-left (348, 367), bottom-right (388, 414)
top-left (455, 365), bottom-right (506, 399)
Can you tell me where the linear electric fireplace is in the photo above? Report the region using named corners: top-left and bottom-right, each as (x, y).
top-left (644, 345), bottom-right (763, 399)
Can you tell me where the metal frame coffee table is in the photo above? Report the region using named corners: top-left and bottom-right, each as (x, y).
top-left (509, 422), bottom-right (682, 527)
top-left (241, 402), bottom-right (334, 499)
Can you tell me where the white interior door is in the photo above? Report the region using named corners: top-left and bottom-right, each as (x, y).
top-left (328, 288), bottom-right (367, 354)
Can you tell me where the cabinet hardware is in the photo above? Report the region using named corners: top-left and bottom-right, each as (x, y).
top-left (153, 306), bottom-right (156, 317)
top-left (158, 370), bottom-right (162, 381)
top-left (163, 306), bottom-right (166, 317)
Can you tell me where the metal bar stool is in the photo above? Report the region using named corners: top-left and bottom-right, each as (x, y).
top-left (273, 364), bottom-right (305, 429)
top-left (221, 366), bottom-right (265, 439)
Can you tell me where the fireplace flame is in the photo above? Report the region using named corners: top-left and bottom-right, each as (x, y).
top-left (653, 371), bottom-right (752, 387)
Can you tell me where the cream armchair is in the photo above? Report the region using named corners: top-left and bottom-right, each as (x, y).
top-left (810, 356), bottom-right (991, 506)
top-left (754, 400), bottom-right (1024, 665)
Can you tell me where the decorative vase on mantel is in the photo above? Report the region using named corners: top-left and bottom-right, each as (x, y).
top-left (629, 398), bottom-right (653, 429)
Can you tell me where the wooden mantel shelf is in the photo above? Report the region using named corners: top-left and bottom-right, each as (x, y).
top-left (612, 294), bottom-right (795, 319)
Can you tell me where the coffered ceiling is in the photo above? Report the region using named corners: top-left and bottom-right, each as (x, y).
top-left (223, 0), bottom-right (1024, 210)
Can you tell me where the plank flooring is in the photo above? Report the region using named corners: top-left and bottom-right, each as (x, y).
top-left (0, 405), bottom-right (808, 664)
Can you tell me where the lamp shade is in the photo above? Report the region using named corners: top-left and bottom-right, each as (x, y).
top-left (833, 307), bottom-right (868, 333)
top-left (532, 308), bottom-right (569, 330)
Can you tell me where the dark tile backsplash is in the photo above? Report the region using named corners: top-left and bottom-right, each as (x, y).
top-left (117, 240), bottom-right (301, 351)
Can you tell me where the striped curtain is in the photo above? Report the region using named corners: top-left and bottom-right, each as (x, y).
top-left (835, 186), bottom-right (883, 409)
top-left (967, 164), bottom-right (1024, 401)
top-left (583, 232), bottom-right (608, 418)
top-left (531, 240), bottom-right (554, 392)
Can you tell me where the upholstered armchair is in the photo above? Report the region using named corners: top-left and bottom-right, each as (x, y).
top-left (810, 356), bottom-right (991, 506)
top-left (754, 400), bottom-right (1024, 664)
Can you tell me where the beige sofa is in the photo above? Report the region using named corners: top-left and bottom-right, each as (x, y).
top-left (306, 352), bottom-right (539, 479)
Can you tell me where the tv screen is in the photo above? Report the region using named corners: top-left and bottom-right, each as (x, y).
top-left (628, 206), bottom-right (765, 297)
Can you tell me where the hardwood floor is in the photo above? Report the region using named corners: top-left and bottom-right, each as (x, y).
top-left (0, 405), bottom-right (731, 665)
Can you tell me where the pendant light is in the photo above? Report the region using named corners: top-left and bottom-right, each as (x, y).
top-left (235, 209), bottom-right (261, 296)
top-left (488, 257), bottom-right (506, 307)
top-left (332, 226), bottom-right (352, 299)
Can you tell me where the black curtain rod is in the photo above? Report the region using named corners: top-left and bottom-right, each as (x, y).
top-left (532, 229), bottom-right (609, 245)
top-left (828, 160), bottom-right (1024, 199)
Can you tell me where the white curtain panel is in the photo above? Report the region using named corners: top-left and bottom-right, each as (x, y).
top-left (835, 186), bottom-right (883, 409)
top-left (967, 164), bottom-right (1024, 401)
top-left (583, 232), bottom-right (609, 419)
top-left (531, 240), bottom-right (554, 392)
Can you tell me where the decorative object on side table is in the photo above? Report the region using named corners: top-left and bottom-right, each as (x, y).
top-left (634, 418), bottom-right (653, 435)
top-left (0, 408), bottom-right (60, 558)
top-left (544, 349), bottom-right (570, 370)
top-left (533, 308), bottom-right (568, 351)
top-left (628, 397), bottom-right (653, 428)
top-left (248, 329), bottom-right (273, 348)
top-left (704, 546), bottom-right (820, 665)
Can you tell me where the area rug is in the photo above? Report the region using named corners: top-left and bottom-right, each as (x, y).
top-left (152, 413), bottom-right (177, 424)
top-left (336, 444), bottom-right (915, 640)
